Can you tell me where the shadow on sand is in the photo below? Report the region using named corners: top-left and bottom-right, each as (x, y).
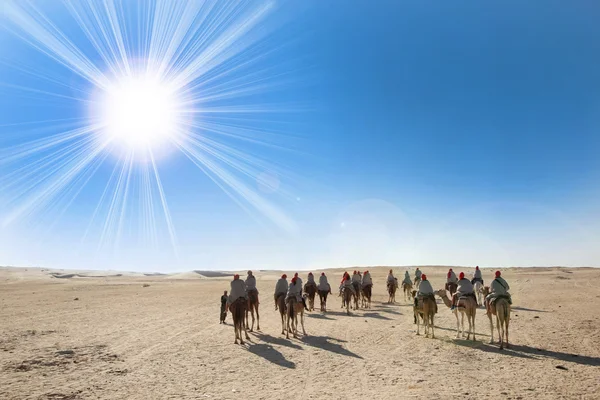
top-left (362, 312), bottom-right (393, 320)
top-left (247, 343), bottom-right (295, 369)
top-left (251, 332), bottom-right (302, 350)
top-left (301, 335), bottom-right (363, 359)
top-left (306, 313), bottom-right (335, 321)
top-left (454, 341), bottom-right (600, 366)
top-left (511, 306), bottom-right (549, 313)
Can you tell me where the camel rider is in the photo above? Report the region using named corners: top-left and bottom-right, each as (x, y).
top-left (451, 272), bottom-right (475, 310)
top-left (246, 270), bottom-right (259, 304)
top-left (274, 274), bottom-right (288, 311)
top-left (342, 274), bottom-right (356, 295)
top-left (415, 268), bottom-right (422, 280)
top-left (387, 269), bottom-right (395, 288)
top-left (286, 276), bottom-right (302, 305)
top-left (352, 270), bottom-right (361, 292)
top-left (485, 270), bottom-right (512, 312)
top-left (414, 274), bottom-right (437, 313)
top-left (402, 271), bottom-right (412, 286)
top-left (447, 268), bottom-right (458, 284)
top-left (318, 272), bottom-right (331, 293)
top-left (228, 274), bottom-right (247, 305)
top-left (293, 273), bottom-right (309, 311)
top-left (305, 272), bottom-right (317, 293)
top-left (339, 272), bottom-right (349, 294)
top-left (362, 270), bottom-right (373, 288)
top-left (220, 290), bottom-right (228, 324)
top-left (471, 266), bottom-right (483, 285)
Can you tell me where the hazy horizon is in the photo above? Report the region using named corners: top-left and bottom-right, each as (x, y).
top-left (1, 1), bottom-right (599, 273)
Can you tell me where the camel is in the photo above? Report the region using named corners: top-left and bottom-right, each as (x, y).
top-left (435, 289), bottom-right (477, 341)
top-left (473, 280), bottom-right (484, 306)
top-left (304, 283), bottom-right (317, 312)
top-left (402, 282), bottom-right (413, 302)
top-left (230, 298), bottom-right (250, 344)
top-left (318, 289), bottom-right (329, 312)
top-left (351, 282), bottom-right (360, 310)
top-left (387, 281), bottom-right (397, 303)
top-left (341, 287), bottom-right (353, 315)
top-left (285, 295), bottom-right (307, 339)
top-left (277, 294), bottom-right (287, 335)
top-left (481, 286), bottom-right (511, 349)
top-left (412, 290), bottom-right (435, 338)
top-left (361, 284), bottom-right (372, 309)
top-left (245, 289), bottom-right (260, 332)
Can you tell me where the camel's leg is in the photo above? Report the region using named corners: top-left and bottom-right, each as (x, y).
top-left (301, 310), bottom-right (307, 335)
top-left (466, 313), bottom-right (472, 340)
top-left (430, 313), bottom-right (435, 339)
top-left (255, 304), bottom-right (260, 331)
top-left (488, 313), bottom-right (494, 344)
top-left (416, 313), bottom-right (421, 335)
top-left (496, 314), bottom-right (502, 349)
top-left (286, 312), bottom-right (291, 339)
top-left (472, 311), bottom-right (476, 341)
top-left (505, 315), bottom-right (510, 349)
top-left (454, 311), bottom-right (460, 338)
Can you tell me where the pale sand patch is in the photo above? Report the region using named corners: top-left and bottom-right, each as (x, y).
top-left (1, 266), bottom-right (598, 399)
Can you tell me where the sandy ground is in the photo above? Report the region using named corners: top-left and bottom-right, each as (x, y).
top-left (1, 266), bottom-right (599, 400)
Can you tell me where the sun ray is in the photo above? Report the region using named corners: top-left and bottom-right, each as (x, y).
top-left (0, 0), bottom-right (304, 253)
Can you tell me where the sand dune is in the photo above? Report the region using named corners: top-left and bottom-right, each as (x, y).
top-left (1, 266), bottom-right (599, 399)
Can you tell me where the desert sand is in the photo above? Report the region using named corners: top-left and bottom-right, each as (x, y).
top-left (1, 266), bottom-right (599, 400)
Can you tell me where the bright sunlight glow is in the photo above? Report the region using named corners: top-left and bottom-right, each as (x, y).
top-left (93, 73), bottom-right (186, 153)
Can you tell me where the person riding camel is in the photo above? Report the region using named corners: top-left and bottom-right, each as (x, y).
top-left (352, 270), bottom-right (361, 293)
top-left (274, 274), bottom-right (288, 311)
top-left (402, 271), bottom-right (412, 286)
top-left (445, 268), bottom-right (458, 291)
top-left (415, 268), bottom-right (422, 280)
top-left (286, 276), bottom-right (303, 307)
top-left (339, 272), bottom-right (350, 294)
top-left (485, 270), bottom-right (512, 314)
top-left (228, 274), bottom-right (247, 305)
top-left (245, 270), bottom-right (259, 304)
top-left (341, 273), bottom-right (356, 295)
top-left (293, 272), bottom-right (309, 311)
top-left (305, 272), bottom-right (317, 291)
top-left (471, 266), bottom-right (483, 285)
top-left (387, 269), bottom-right (395, 290)
top-left (414, 274), bottom-right (437, 313)
top-left (362, 270), bottom-right (373, 288)
top-left (451, 272), bottom-right (475, 310)
top-left (318, 272), bottom-right (331, 293)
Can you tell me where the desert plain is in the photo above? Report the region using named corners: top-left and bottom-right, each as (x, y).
top-left (1, 266), bottom-right (599, 400)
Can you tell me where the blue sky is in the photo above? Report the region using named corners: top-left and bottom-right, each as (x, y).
top-left (1, 1), bottom-right (599, 272)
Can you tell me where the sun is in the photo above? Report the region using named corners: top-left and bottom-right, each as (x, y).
top-left (91, 72), bottom-right (187, 157)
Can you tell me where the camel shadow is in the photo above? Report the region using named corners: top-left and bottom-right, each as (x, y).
top-left (251, 332), bottom-right (303, 350)
top-left (363, 312), bottom-right (392, 320)
top-left (454, 341), bottom-right (600, 366)
top-left (325, 310), bottom-right (359, 317)
top-left (301, 335), bottom-right (363, 359)
top-left (372, 305), bottom-right (402, 315)
top-left (511, 306), bottom-right (549, 313)
top-left (307, 313), bottom-right (335, 320)
top-left (247, 343), bottom-right (295, 369)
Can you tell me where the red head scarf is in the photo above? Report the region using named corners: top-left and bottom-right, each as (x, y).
top-left (476, 266), bottom-right (479, 270)
top-left (421, 274), bottom-right (427, 280)
top-left (447, 271), bottom-right (452, 278)
top-left (282, 274), bottom-right (287, 279)
top-left (495, 270), bottom-right (501, 278)
top-left (292, 277), bottom-right (297, 284)
top-left (234, 274), bottom-right (239, 280)
top-left (459, 272), bottom-right (465, 280)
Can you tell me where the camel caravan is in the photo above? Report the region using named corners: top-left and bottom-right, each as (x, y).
top-left (222, 267), bottom-right (513, 349)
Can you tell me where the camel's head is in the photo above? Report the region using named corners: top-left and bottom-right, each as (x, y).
top-left (434, 289), bottom-right (447, 298)
top-left (411, 290), bottom-right (417, 297)
top-left (481, 286), bottom-right (490, 296)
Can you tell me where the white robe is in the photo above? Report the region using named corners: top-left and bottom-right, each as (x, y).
top-left (246, 275), bottom-right (258, 293)
top-left (274, 278), bottom-right (288, 295)
top-left (228, 279), bottom-right (247, 304)
top-left (418, 280), bottom-right (434, 295)
top-left (456, 278), bottom-right (474, 294)
top-left (342, 279), bottom-right (355, 294)
top-left (362, 273), bottom-right (372, 287)
top-left (415, 270), bottom-right (422, 278)
top-left (387, 274), bottom-right (395, 284)
top-left (318, 275), bottom-right (331, 292)
top-left (306, 274), bottom-right (316, 285)
top-left (286, 281), bottom-right (302, 302)
top-left (352, 274), bottom-right (361, 283)
top-left (447, 271), bottom-right (458, 283)
top-left (490, 277), bottom-right (510, 295)
top-left (474, 269), bottom-right (482, 279)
